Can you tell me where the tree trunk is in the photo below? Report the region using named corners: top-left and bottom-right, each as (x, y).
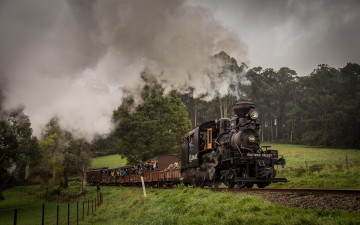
top-left (194, 98), bottom-right (197, 127)
top-left (223, 99), bottom-right (228, 118)
top-left (261, 118), bottom-right (264, 142)
top-left (275, 118), bottom-right (278, 140)
top-left (25, 164), bottom-right (30, 181)
top-left (289, 119), bottom-right (294, 143)
top-left (271, 119), bottom-right (274, 143)
top-left (219, 98), bottom-right (223, 118)
top-left (82, 164), bottom-right (86, 194)
top-left (63, 156), bottom-right (69, 188)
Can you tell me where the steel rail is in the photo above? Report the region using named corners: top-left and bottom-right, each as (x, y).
top-left (209, 188), bottom-right (360, 195)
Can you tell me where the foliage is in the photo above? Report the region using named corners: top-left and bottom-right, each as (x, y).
top-left (39, 118), bottom-right (92, 195)
top-left (111, 75), bottom-right (192, 163)
top-left (178, 51), bottom-right (247, 127)
top-left (0, 107), bottom-right (41, 199)
top-left (178, 56), bottom-right (360, 148)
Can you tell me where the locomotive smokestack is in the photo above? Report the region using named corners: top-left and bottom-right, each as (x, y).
top-left (232, 101), bottom-right (254, 118)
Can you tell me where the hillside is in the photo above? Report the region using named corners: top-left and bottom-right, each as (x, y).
top-left (84, 185), bottom-right (359, 224)
top-left (89, 154), bottom-right (128, 169)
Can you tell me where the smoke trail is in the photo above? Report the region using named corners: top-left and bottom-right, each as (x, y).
top-left (0, 0), bottom-right (248, 139)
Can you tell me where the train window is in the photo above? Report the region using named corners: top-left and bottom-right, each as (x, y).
top-left (189, 135), bottom-right (194, 152)
top-left (199, 132), bottom-right (205, 150)
top-left (207, 128), bottom-right (212, 149)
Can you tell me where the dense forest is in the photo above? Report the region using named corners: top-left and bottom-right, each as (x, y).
top-left (178, 52), bottom-right (360, 149)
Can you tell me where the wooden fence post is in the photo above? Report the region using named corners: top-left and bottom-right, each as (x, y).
top-left (141, 176), bottom-right (147, 197)
top-left (77, 201), bottom-right (79, 225)
top-left (67, 202), bottom-right (70, 225)
top-left (57, 205), bottom-right (59, 225)
top-left (13, 208), bottom-right (17, 225)
top-left (42, 204), bottom-right (45, 225)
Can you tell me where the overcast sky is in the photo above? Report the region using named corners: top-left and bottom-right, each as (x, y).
top-left (0, 0), bottom-right (359, 139)
top-left (190, 0), bottom-right (360, 75)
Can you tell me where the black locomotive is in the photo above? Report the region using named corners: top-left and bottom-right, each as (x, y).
top-left (181, 101), bottom-right (287, 188)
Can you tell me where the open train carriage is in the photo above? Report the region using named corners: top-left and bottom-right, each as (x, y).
top-left (86, 169), bottom-right (103, 185)
top-left (138, 154), bottom-right (180, 184)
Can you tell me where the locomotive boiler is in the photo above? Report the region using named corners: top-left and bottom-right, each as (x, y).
top-left (181, 101), bottom-right (287, 188)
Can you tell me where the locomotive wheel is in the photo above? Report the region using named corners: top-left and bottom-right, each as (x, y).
top-left (212, 181), bottom-right (221, 188)
top-left (224, 179), bottom-right (235, 188)
top-left (237, 182), bottom-right (246, 188)
top-left (257, 182), bottom-right (270, 188)
top-left (194, 176), bottom-right (205, 187)
top-left (245, 183), bottom-right (254, 188)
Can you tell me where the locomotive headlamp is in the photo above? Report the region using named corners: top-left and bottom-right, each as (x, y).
top-left (249, 110), bottom-right (259, 120)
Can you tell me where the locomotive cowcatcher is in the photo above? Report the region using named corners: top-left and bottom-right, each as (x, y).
top-left (181, 101), bottom-right (287, 188)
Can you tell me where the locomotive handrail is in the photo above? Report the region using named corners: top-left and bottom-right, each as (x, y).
top-left (234, 143), bottom-right (244, 157)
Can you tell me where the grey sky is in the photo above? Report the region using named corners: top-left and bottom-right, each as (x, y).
top-left (190, 0), bottom-right (360, 75)
top-left (0, 0), bottom-right (358, 139)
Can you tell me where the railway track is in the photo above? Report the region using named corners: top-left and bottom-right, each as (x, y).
top-left (152, 186), bottom-right (360, 195)
top-left (209, 187), bottom-right (360, 195)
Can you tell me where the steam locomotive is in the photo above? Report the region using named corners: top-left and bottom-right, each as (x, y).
top-left (87, 101), bottom-right (287, 188)
top-left (181, 101), bottom-right (287, 188)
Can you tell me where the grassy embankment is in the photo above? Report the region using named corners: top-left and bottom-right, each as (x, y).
top-left (1, 144), bottom-right (359, 224)
top-left (80, 185), bottom-right (360, 224)
top-left (1, 185), bottom-right (359, 225)
top-left (268, 144), bottom-right (360, 189)
top-left (89, 154), bottom-right (128, 169)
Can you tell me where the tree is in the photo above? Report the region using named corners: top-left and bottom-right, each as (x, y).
top-left (0, 107), bottom-right (41, 199)
top-left (112, 81), bottom-right (192, 164)
top-left (68, 138), bottom-right (91, 194)
top-left (39, 118), bottom-right (65, 196)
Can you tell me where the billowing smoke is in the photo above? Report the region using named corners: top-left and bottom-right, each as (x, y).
top-left (0, 0), bottom-right (248, 140)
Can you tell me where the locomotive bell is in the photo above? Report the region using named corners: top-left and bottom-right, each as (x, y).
top-left (233, 101), bottom-right (255, 118)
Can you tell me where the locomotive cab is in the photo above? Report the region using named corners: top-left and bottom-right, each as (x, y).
top-left (181, 121), bottom-right (218, 169)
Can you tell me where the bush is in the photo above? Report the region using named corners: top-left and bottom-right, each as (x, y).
top-left (309, 164), bottom-right (324, 173)
top-left (292, 167), bottom-right (306, 177)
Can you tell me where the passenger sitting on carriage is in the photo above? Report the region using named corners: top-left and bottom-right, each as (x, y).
top-left (153, 160), bottom-right (158, 170)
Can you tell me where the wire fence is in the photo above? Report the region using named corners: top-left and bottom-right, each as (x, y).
top-left (0, 192), bottom-right (103, 225)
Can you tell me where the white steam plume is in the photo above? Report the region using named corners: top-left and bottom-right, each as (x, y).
top-left (0, 0), bottom-right (248, 140)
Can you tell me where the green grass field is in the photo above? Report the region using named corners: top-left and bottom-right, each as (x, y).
top-left (89, 154), bottom-right (128, 169)
top-left (2, 185), bottom-right (359, 225)
top-left (1, 144), bottom-right (360, 225)
top-left (85, 185), bottom-right (359, 224)
top-left (0, 184), bottom-right (100, 225)
top-left (267, 144), bottom-right (360, 189)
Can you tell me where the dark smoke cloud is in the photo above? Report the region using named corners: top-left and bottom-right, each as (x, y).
top-left (191, 0), bottom-right (360, 75)
top-left (0, 0), bottom-right (248, 139)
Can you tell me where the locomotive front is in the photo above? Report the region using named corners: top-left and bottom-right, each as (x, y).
top-left (217, 101), bottom-right (287, 188)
